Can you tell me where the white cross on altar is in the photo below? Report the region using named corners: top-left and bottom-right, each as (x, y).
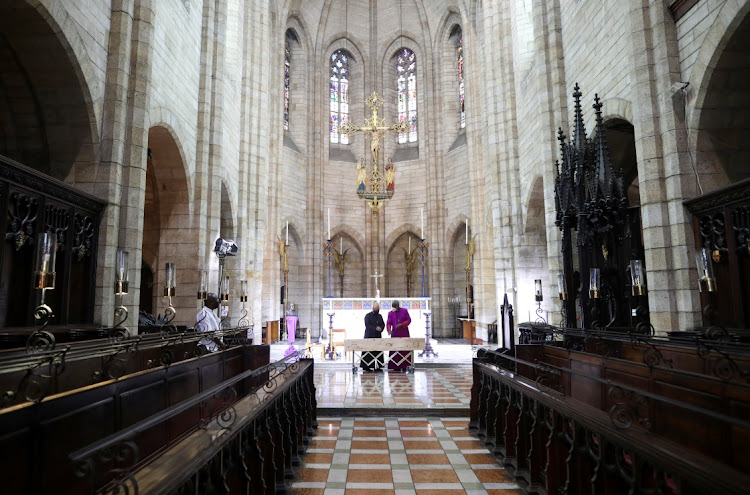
top-left (370, 268), bottom-right (384, 297)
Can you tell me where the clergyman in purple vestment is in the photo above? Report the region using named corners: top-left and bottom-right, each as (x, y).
top-left (386, 300), bottom-right (412, 370)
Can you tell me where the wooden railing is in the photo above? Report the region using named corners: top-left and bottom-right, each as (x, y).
top-left (0, 327), bottom-right (253, 409)
top-left (471, 348), bottom-right (750, 494)
top-left (71, 354), bottom-right (317, 495)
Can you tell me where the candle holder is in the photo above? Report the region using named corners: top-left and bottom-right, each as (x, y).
top-left (557, 272), bottom-right (568, 327)
top-left (534, 279), bottom-right (547, 324)
top-left (326, 312), bottom-right (335, 360)
top-left (160, 262), bottom-right (177, 335)
top-left (237, 280), bottom-right (252, 340)
top-left (589, 268), bottom-right (601, 299)
top-left (220, 275), bottom-right (230, 329)
top-left (27, 232), bottom-right (57, 354)
top-left (419, 239), bottom-right (427, 297)
top-left (418, 312), bottom-right (438, 358)
top-left (197, 269), bottom-right (207, 300)
top-left (695, 247), bottom-right (717, 293)
top-left (111, 250), bottom-right (130, 341)
top-left (325, 239), bottom-right (333, 298)
top-left (630, 260), bottom-right (646, 296)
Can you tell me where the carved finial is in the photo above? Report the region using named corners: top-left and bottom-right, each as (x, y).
top-left (572, 84), bottom-right (587, 151)
top-left (593, 94), bottom-right (614, 198)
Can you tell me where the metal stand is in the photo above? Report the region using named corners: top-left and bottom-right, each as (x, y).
top-left (535, 302), bottom-right (547, 324)
top-left (419, 312), bottom-right (438, 358)
top-left (325, 239), bottom-right (333, 298)
top-left (326, 312), bottom-right (336, 360)
top-left (419, 239), bottom-right (427, 297)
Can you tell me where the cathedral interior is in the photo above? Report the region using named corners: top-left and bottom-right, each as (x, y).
top-left (0, 0), bottom-right (749, 493)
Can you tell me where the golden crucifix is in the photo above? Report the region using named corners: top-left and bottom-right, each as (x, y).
top-left (341, 92), bottom-right (408, 215)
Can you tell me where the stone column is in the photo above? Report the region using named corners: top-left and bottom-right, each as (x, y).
top-left (627, 0), bottom-right (700, 332)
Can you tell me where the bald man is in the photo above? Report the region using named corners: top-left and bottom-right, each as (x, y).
top-left (361, 302), bottom-right (385, 372)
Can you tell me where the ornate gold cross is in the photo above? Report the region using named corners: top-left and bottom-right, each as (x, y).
top-left (341, 92), bottom-right (408, 215)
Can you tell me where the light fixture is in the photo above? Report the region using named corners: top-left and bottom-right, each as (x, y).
top-left (115, 251), bottom-right (129, 295)
top-left (695, 247), bottom-right (717, 292)
top-left (34, 233), bottom-right (57, 290)
top-left (557, 273), bottom-right (567, 300)
top-left (589, 268), bottom-right (601, 299)
top-left (240, 280), bottom-right (248, 303)
top-left (197, 269), bottom-right (207, 300)
top-left (221, 275), bottom-right (230, 301)
top-left (629, 260), bottom-right (646, 296)
top-left (164, 262), bottom-right (176, 297)
top-left (534, 279), bottom-right (543, 302)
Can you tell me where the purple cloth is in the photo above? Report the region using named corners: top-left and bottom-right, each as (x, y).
top-left (286, 316), bottom-right (298, 343)
top-left (387, 307), bottom-right (412, 370)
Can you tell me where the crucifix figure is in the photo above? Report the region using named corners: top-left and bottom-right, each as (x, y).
top-left (370, 268), bottom-right (384, 299)
top-left (341, 92), bottom-right (408, 215)
top-left (341, 92), bottom-right (408, 173)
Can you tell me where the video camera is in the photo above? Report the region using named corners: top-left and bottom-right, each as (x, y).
top-left (214, 238), bottom-right (238, 256)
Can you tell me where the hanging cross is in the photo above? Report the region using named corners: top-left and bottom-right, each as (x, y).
top-left (341, 92), bottom-right (409, 174)
top-left (369, 268), bottom-right (384, 294)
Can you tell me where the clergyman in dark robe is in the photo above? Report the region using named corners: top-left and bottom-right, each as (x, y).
top-left (362, 302), bottom-right (385, 371)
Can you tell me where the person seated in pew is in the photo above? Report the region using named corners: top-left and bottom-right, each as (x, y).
top-left (196, 293), bottom-right (225, 352)
top-left (387, 300), bottom-right (411, 372)
top-left (362, 301), bottom-right (385, 372)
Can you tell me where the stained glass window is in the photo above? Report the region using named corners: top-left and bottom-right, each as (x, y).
top-left (284, 33), bottom-right (291, 131)
top-left (330, 50), bottom-right (350, 144)
top-left (456, 29), bottom-right (465, 129)
top-left (397, 48), bottom-right (417, 144)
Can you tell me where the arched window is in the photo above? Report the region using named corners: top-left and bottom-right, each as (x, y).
top-left (330, 50), bottom-right (350, 144)
top-left (284, 32), bottom-right (291, 131)
top-left (455, 28), bottom-right (465, 129)
top-left (396, 48), bottom-right (417, 144)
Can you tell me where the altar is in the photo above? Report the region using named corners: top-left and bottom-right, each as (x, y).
top-left (321, 298), bottom-right (432, 341)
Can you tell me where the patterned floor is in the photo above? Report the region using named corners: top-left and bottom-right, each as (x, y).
top-left (314, 367), bottom-right (473, 409)
top-left (290, 417), bottom-right (520, 495)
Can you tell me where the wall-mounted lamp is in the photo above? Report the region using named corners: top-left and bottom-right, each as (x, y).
top-left (557, 273), bottom-right (567, 301)
top-left (695, 248), bottom-right (717, 293)
top-left (34, 232), bottom-right (57, 290)
top-left (164, 263), bottom-right (176, 297)
top-left (197, 269), bottom-right (207, 300)
top-left (221, 275), bottom-right (230, 301)
top-left (629, 260), bottom-right (646, 296)
top-left (589, 268), bottom-right (601, 299)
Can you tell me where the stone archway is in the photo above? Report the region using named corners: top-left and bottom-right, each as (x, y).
top-left (142, 126), bottom-right (195, 326)
top-left (0, 1), bottom-right (97, 186)
top-left (691, 4), bottom-right (750, 192)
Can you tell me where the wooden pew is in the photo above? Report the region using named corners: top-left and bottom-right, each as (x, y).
top-left (0, 343), bottom-right (269, 495)
top-left (344, 337), bottom-right (425, 372)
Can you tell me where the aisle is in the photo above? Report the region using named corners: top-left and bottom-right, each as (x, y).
top-left (290, 416), bottom-right (520, 495)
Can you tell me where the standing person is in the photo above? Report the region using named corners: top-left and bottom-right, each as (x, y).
top-left (361, 302), bottom-right (385, 371)
top-left (196, 293), bottom-right (225, 352)
top-left (386, 300), bottom-right (412, 371)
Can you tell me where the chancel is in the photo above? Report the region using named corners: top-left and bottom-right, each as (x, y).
top-left (1, 0), bottom-right (750, 494)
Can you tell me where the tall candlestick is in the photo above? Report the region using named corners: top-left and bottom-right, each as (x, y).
top-left (420, 208), bottom-right (424, 239)
top-left (327, 208), bottom-right (331, 240)
top-left (465, 220), bottom-right (468, 245)
top-left (286, 221), bottom-right (289, 246)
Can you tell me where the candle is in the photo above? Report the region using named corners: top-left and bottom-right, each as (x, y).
top-left (328, 208), bottom-right (331, 240)
top-left (420, 208), bottom-right (424, 239)
top-left (465, 220), bottom-right (468, 245)
top-left (286, 221), bottom-right (289, 245)
top-left (408, 237), bottom-right (411, 253)
top-left (340, 237), bottom-right (343, 253)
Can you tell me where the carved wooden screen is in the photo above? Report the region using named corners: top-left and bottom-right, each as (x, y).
top-left (685, 178), bottom-right (750, 330)
top-left (0, 154), bottom-right (104, 327)
top-left (554, 86), bottom-right (649, 331)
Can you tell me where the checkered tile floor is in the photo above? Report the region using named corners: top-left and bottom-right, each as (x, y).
top-left (315, 367), bottom-right (473, 409)
top-left (290, 417), bottom-right (520, 495)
